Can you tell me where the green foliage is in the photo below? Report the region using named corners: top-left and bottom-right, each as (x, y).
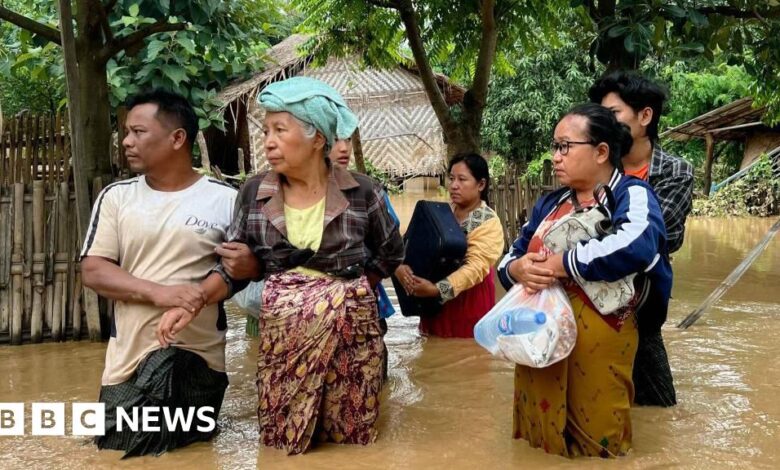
top-left (1, 0), bottom-right (291, 128)
top-left (564, 0), bottom-right (780, 121)
top-left (362, 159), bottom-right (401, 194)
top-left (0, 0), bottom-right (63, 114)
top-left (487, 154), bottom-right (506, 179)
top-left (661, 64), bottom-right (752, 128)
top-left (657, 63), bottom-right (753, 190)
top-left (292, 0), bottom-right (546, 84)
top-left (481, 32), bottom-right (600, 166)
top-left (692, 155), bottom-right (779, 217)
top-left (525, 152), bottom-right (553, 179)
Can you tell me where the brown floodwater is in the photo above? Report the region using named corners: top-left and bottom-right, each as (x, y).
top-left (1, 191), bottom-right (779, 469)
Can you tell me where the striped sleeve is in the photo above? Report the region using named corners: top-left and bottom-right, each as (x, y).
top-left (79, 183), bottom-right (123, 261)
top-left (562, 184), bottom-right (664, 283)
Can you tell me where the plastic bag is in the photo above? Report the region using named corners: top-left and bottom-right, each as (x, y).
top-left (474, 282), bottom-right (576, 368)
top-left (232, 280), bottom-right (264, 319)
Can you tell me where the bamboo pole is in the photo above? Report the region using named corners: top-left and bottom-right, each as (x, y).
top-left (54, 113), bottom-right (65, 185)
top-left (69, 193), bottom-right (80, 340)
top-left (0, 190), bottom-right (9, 335)
top-left (12, 118), bottom-right (20, 183)
top-left (31, 180), bottom-right (45, 342)
top-left (52, 182), bottom-right (69, 341)
top-left (44, 181), bottom-right (56, 331)
top-left (23, 184), bottom-right (33, 324)
top-left (24, 114), bottom-right (33, 184)
top-left (0, 118), bottom-right (6, 186)
top-left (678, 218), bottom-right (780, 329)
top-left (10, 183), bottom-right (24, 344)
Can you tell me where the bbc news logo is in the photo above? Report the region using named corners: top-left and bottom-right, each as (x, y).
top-left (0, 403), bottom-right (216, 436)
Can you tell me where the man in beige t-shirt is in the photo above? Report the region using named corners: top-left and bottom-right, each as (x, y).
top-left (80, 89), bottom-right (236, 457)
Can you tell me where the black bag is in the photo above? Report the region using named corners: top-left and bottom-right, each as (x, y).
top-left (392, 201), bottom-right (467, 317)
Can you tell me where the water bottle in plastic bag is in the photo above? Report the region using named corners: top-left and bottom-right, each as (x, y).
top-left (474, 308), bottom-right (546, 352)
top-left (474, 281), bottom-right (576, 368)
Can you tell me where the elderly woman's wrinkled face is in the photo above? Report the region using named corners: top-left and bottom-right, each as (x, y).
top-left (551, 114), bottom-right (609, 190)
top-left (262, 111), bottom-right (324, 174)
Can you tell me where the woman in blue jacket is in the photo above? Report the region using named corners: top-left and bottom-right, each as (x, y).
top-left (497, 103), bottom-right (671, 458)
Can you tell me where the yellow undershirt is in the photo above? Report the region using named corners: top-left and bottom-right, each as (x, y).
top-left (284, 197), bottom-right (326, 277)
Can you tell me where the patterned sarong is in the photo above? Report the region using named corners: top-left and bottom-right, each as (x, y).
top-left (96, 347), bottom-right (228, 458)
top-left (257, 271), bottom-right (384, 454)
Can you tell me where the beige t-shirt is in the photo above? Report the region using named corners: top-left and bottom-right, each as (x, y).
top-left (80, 175), bottom-right (236, 385)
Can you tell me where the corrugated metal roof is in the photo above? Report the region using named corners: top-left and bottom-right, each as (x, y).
top-left (661, 97), bottom-right (771, 142)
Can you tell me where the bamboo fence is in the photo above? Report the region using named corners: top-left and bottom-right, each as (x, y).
top-left (0, 111), bottom-right (103, 344)
top-left (492, 160), bottom-right (559, 249)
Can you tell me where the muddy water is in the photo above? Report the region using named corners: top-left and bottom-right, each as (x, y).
top-left (1, 191), bottom-right (779, 469)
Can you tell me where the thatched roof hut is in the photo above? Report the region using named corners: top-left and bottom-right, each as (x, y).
top-left (208, 34), bottom-right (465, 178)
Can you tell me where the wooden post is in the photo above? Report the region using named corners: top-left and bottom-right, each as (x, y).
top-left (353, 127), bottom-right (367, 174)
top-left (10, 183), bottom-right (24, 344)
top-left (703, 133), bottom-right (715, 197)
top-left (31, 180), bottom-right (45, 342)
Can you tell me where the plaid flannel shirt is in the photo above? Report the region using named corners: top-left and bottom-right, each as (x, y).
top-left (648, 144), bottom-right (694, 254)
top-left (214, 165), bottom-right (403, 296)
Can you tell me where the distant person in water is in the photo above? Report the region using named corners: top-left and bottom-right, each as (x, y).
top-left (590, 71), bottom-right (693, 407)
top-left (395, 153), bottom-right (504, 337)
top-left (80, 89), bottom-right (234, 457)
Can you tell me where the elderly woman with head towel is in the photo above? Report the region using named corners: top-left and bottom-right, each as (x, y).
top-left (157, 77), bottom-right (403, 454)
top-left (227, 77), bottom-right (403, 454)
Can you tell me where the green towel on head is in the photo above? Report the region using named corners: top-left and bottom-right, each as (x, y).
top-left (258, 76), bottom-right (358, 149)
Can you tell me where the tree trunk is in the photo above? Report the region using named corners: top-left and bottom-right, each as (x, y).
top-left (58, 0), bottom-right (103, 341)
top-left (79, 55), bottom-right (113, 179)
top-left (352, 127), bottom-right (367, 174)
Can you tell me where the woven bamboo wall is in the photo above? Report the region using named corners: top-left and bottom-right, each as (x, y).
top-left (247, 57), bottom-right (448, 177)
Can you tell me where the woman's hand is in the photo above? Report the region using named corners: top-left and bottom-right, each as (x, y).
top-left (534, 253), bottom-right (567, 279)
top-left (215, 242), bottom-right (261, 280)
top-left (507, 252), bottom-right (556, 294)
top-left (410, 276), bottom-right (440, 298)
top-left (156, 307), bottom-right (197, 348)
top-left (395, 264), bottom-right (416, 294)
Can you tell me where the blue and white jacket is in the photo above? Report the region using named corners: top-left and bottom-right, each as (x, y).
top-left (497, 169), bottom-right (673, 335)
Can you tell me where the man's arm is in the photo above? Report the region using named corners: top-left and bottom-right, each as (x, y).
top-left (81, 256), bottom-right (208, 313)
top-left (653, 156), bottom-right (694, 254)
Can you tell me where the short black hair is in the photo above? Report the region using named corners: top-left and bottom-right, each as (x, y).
top-left (588, 71), bottom-right (668, 140)
top-left (126, 89), bottom-right (198, 149)
top-left (563, 103), bottom-right (633, 171)
top-left (448, 153), bottom-right (491, 205)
